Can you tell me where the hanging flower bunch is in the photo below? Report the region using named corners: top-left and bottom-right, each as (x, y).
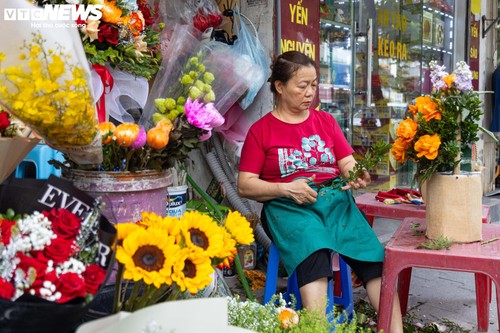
top-left (0, 33), bottom-right (98, 147)
top-left (112, 210), bottom-right (254, 313)
top-left (0, 208), bottom-right (107, 303)
top-left (35, 0), bottom-right (162, 79)
top-left (391, 61), bottom-right (494, 185)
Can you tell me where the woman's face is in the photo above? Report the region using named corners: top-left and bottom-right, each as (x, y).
top-left (276, 65), bottom-right (317, 112)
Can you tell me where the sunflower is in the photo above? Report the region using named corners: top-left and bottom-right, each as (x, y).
top-left (172, 248), bottom-right (214, 294)
top-left (223, 211), bottom-right (255, 246)
top-left (116, 223), bottom-right (143, 244)
top-left (138, 212), bottom-right (181, 237)
top-left (179, 211), bottom-right (224, 258)
top-left (214, 227), bottom-right (237, 261)
top-left (116, 227), bottom-right (180, 288)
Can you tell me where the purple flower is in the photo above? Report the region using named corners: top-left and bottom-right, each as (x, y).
top-left (453, 61), bottom-right (473, 91)
top-left (185, 98), bottom-right (224, 131)
top-left (429, 60), bottom-right (448, 90)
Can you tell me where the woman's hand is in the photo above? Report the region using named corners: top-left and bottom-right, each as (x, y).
top-left (341, 170), bottom-right (371, 191)
top-left (286, 175), bottom-right (318, 205)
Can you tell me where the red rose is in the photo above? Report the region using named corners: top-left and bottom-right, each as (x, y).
top-left (16, 253), bottom-right (48, 283)
top-left (138, 3), bottom-right (155, 26)
top-left (98, 23), bottom-right (120, 45)
top-left (56, 272), bottom-right (87, 303)
top-left (82, 264), bottom-right (107, 294)
top-left (0, 219), bottom-right (16, 245)
top-left (74, 5), bottom-right (86, 26)
top-left (208, 13), bottom-right (223, 27)
top-left (193, 12), bottom-right (210, 32)
top-left (0, 277), bottom-right (15, 300)
top-left (0, 112), bottom-right (10, 132)
top-left (30, 269), bottom-right (58, 296)
top-left (42, 237), bottom-right (76, 264)
top-left (43, 208), bottom-right (81, 241)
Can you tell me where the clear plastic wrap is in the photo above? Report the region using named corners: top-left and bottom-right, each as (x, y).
top-left (140, 24), bottom-right (251, 128)
top-left (0, 0), bottom-right (102, 165)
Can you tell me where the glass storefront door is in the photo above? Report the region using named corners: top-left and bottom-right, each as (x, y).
top-left (320, 0), bottom-right (455, 191)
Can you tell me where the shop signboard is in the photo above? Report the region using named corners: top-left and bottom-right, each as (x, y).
top-left (278, 0), bottom-right (320, 105)
top-left (278, 0), bottom-right (319, 62)
top-left (469, 0), bottom-right (480, 90)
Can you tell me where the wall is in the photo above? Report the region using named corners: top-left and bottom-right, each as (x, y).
top-left (479, 0), bottom-right (498, 193)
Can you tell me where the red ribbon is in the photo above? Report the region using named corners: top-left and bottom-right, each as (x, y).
top-left (92, 64), bottom-right (114, 123)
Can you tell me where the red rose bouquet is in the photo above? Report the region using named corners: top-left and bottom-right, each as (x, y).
top-left (0, 207), bottom-right (107, 304)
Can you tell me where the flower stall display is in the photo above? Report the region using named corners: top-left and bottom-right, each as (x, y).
top-left (111, 209), bottom-right (254, 313)
top-left (391, 61), bottom-right (497, 242)
top-left (0, 109), bottom-right (39, 183)
top-left (0, 175), bottom-right (117, 332)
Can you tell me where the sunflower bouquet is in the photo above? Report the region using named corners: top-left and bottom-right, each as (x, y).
top-left (112, 209), bottom-right (254, 313)
top-left (391, 61), bottom-right (495, 186)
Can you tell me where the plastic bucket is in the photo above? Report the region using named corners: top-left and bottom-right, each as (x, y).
top-left (166, 185), bottom-right (188, 218)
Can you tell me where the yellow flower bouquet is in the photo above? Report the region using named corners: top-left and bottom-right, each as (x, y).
top-left (0, 32), bottom-right (101, 164)
top-left (391, 61), bottom-right (496, 186)
top-left (112, 209), bottom-right (254, 313)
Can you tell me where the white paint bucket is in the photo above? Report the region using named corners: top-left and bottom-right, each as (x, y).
top-left (166, 185), bottom-right (188, 218)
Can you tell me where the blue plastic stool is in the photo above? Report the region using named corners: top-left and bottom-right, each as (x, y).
top-left (15, 143), bottom-right (64, 179)
top-left (264, 243), bottom-right (354, 323)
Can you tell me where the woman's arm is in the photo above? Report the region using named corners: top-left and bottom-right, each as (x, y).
top-left (237, 171), bottom-right (318, 204)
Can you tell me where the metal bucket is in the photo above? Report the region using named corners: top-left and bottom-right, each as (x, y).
top-left (64, 169), bottom-right (173, 224)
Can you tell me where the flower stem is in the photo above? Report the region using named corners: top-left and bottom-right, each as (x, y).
top-left (181, 166), bottom-right (255, 301)
top-left (233, 254), bottom-right (255, 302)
top-left (112, 264), bottom-right (125, 314)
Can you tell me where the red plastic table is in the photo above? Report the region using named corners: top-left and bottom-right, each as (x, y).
top-left (355, 192), bottom-right (491, 226)
top-left (377, 218), bottom-right (500, 332)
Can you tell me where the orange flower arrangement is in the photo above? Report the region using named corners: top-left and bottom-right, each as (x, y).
top-left (391, 61), bottom-right (496, 185)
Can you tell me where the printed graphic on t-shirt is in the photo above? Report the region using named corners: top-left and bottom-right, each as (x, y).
top-left (278, 134), bottom-right (336, 178)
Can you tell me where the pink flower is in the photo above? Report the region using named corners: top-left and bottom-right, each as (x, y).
top-left (130, 125), bottom-right (147, 149)
top-left (185, 98), bottom-right (224, 131)
top-left (198, 129), bottom-right (212, 141)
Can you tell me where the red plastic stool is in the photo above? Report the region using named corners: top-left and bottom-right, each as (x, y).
top-left (377, 218), bottom-right (500, 333)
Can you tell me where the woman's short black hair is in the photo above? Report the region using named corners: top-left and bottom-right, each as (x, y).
top-left (268, 51), bottom-right (319, 94)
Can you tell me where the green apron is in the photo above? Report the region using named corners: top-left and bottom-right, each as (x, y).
top-left (263, 179), bottom-right (384, 275)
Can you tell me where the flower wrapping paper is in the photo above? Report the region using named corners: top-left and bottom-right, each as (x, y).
top-left (0, 137), bottom-right (40, 183)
